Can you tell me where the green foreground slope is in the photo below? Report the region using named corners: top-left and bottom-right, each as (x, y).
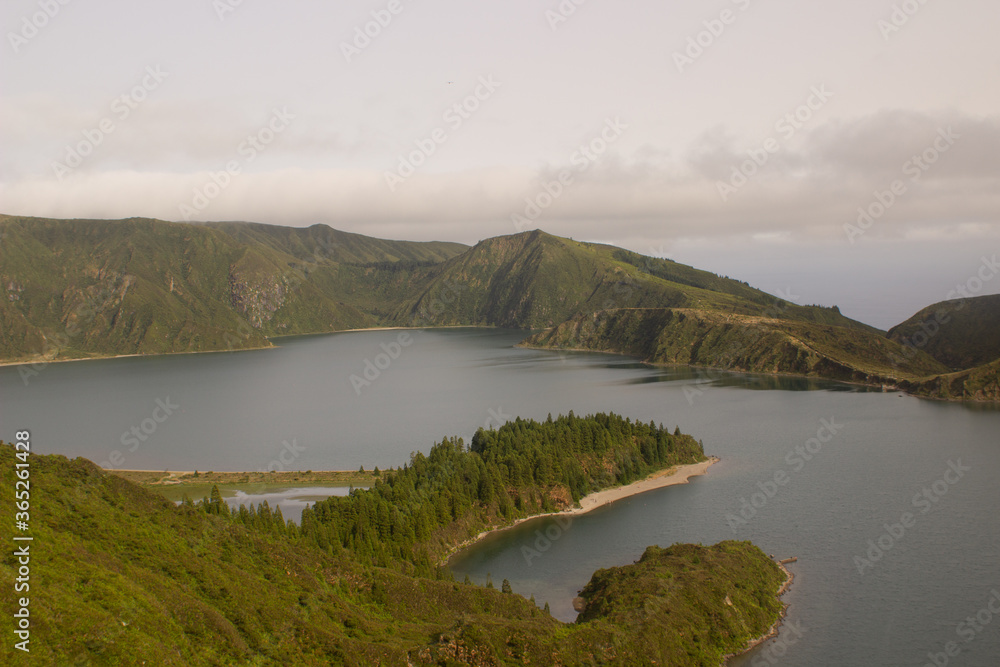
top-left (1, 414), bottom-right (787, 666)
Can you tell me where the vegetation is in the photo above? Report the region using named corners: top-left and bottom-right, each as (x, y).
top-left (300, 413), bottom-right (704, 573)
top-left (888, 295), bottom-right (1000, 370)
top-left (576, 542), bottom-right (787, 664)
top-left (112, 468), bottom-right (383, 488)
top-left (0, 215), bottom-right (465, 364)
top-left (0, 414), bottom-right (786, 666)
top-left (10, 215), bottom-right (990, 401)
top-left (523, 307), bottom-right (949, 384)
top-left (0, 215), bottom-right (880, 366)
top-left (900, 358), bottom-right (1000, 402)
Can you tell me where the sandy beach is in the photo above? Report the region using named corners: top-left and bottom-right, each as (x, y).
top-left (564, 456), bottom-right (718, 516)
top-left (443, 456), bottom-right (718, 564)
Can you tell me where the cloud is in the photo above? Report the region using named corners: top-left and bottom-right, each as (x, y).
top-left (1, 110), bottom-right (998, 247)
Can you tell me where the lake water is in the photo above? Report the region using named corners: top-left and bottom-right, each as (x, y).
top-left (2, 328), bottom-right (998, 666)
top-left (160, 485), bottom-right (357, 523)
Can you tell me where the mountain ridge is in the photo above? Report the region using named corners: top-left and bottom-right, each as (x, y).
top-left (2, 214), bottom-right (995, 401)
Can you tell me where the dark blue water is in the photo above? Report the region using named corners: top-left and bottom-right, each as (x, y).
top-left (2, 329), bottom-right (998, 666)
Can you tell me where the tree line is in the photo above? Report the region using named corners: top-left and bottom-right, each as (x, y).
top-left (191, 411), bottom-right (705, 578)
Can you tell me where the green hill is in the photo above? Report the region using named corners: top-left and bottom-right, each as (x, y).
top-left (888, 295), bottom-right (1000, 370)
top-left (4, 214), bottom-right (989, 400)
top-left (0, 217), bottom-right (879, 365)
top-left (1, 415), bottom-right (787, 666)
top-left (387, 230), bottom-right (878, 332)
top-left (0, 215), bottom-right (466, 364)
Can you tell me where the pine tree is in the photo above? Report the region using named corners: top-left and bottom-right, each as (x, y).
top-left (501, 579), bottom-right (512, 594)
top-left (209, 485), bottom-right (229, 517)
top-left (543, 602), bottom-right (551, 614)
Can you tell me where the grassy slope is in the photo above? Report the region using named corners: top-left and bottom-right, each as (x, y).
top-left (0, 216), bottom-right (271, 363)
top-left (1, 440), bottom-right (785, 666)
top-left (0, 216), bottom-right (467, 363)
top-left (524, 308), bottom-right (948, 384)
top-left (888, 295), bottom-right (1000, 370)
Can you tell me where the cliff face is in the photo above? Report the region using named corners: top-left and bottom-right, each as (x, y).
top-left (901, 359), bottom-right (1000, 402)
top-left (523, 308), bottom-right (949, 386)
top-left (228, 265), bottom-right (289, 329)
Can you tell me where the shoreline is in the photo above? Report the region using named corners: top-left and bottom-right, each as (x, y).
top-left (0, 344), bottom-right (276, 369)
top-left (0, 325), bottom-right (509, 369)
top-left (107, 468), bottom-right (382, 488)
top-left (722, 561), bottom-right (796, 665)
top-left (517, 341), bottom-right (1000, 404)
top-left (442, 457), bottom-right (718, 566)
top-left (5, 333), bottom-right (991, 404)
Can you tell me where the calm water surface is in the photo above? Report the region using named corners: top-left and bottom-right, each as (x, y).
top-left (2, 328), bottom-right (998, 666)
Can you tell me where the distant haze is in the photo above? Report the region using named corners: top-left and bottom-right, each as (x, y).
top-left (1, 0), bottom-right (998, 329)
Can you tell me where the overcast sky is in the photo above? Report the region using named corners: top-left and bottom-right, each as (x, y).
top-left (2, 0), bottom-right (999, 328)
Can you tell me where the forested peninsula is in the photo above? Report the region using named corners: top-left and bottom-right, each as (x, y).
top-left (1, 412), bottom-right (790, 666)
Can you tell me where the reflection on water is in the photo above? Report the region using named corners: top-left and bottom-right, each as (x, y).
top-left (166, 485), bottom-right (362, 523)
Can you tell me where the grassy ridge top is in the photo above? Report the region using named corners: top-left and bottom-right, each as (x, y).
top-left (2, 415), bottom-right (786, 666)
top-left (388, 230), bottom-right (879, 332)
